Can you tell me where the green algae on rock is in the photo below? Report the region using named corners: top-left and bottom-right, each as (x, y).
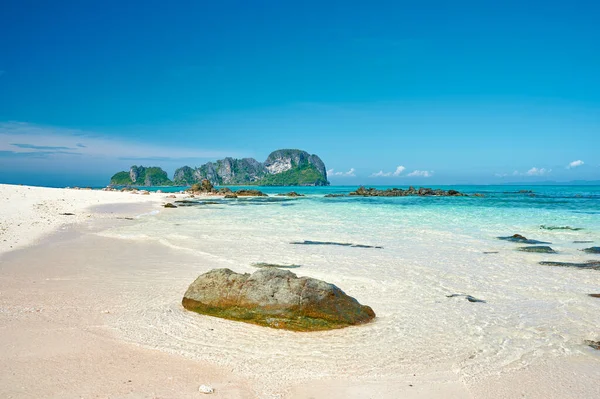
top-left (182, 268), bottom-right (375, 331)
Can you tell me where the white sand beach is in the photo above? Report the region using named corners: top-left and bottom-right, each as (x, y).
top-left (1, 184), bottom-right (599, 399)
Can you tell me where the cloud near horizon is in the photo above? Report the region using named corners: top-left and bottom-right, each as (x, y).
top-left (525, 167), bottom-right (550, 176)
top-left (567, 160), bottom-right (584, 169)
top-left (496, 167), bottom-right (552, 178)
top-left (327, 168), bottom-right (356, 177)
top-left (0, 122), bottom-right (233, 163)
top-left (370, 165), bottom-right (406, 177)
top-left (406, 170), bottom-right (433, 177)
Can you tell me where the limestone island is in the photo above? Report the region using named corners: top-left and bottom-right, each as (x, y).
top-left (109, 149), bottom-right (329, 187)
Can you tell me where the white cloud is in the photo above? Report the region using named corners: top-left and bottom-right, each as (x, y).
top-left (0, 121), bottom-right (230, 161)
top-left (504, 167), bottom-right (552, 177)
top-left (370, 165), bottom-right (405, 177)
top-left (393, 165), bottom-right (406, 176)
top-left (525, 167), bottom-right (550, 176)
top-left (370, 170), bottom-right (391, 177)
top-left (327, 168), bottom-right (355, 177)
top-left (567, 160), bottom-right (584, 169)
top-left (407, 170), bottom-right (433, 177)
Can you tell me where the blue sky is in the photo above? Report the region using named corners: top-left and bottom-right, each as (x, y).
top-left (1, 0), bottom-right (599, 186)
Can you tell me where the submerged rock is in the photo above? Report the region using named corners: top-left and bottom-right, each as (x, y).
top-left (539, 260), bottom-right (600, 270)
top-left (585, 340), bottom-right (600, 350)
top-left (574, 240), bottom-right (594, 244)
top-left (251, 262), bottom-right (301, 269)
top-left (235, 189), bottom-right (268, 197)
top-left (497, 234), bottom-right (550, 244)
top-left (224, 193), bottom-right (238, 199)
top-left (540, 225), bottom-right (583, 231)
top-left (483, 251), bottom-right (499, 254)
top-left (324, 194), bottom-right (346, 198)
top-left (588, 294), bottom-right (600, 298)
top-left (348, 186), bottom-right (465, 197)
top-left (582, 247), bottom-right (600, 254)
top-left (291, 240), bottom-right (383, 249)
top-left (163, 203), bottom-right (177, 208)
top-left (517, 246), bottom-right (556, 254)
top-left (276, 192), bottom-right (305, 197)
top-left (182, 268), bottom-right (375, 331)
top-left (447, 294), bottom-right (486, 303)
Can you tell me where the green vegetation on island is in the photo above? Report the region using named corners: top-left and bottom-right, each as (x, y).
top-left (110, 149), bottom-right (330, 187)
top-left (110, 166), bottom-right (173, 186)
top-left (257, 164), bottom-right (328, 186)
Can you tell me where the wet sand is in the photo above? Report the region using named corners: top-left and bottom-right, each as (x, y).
top-left (1, 184), bottom-right (599, 398)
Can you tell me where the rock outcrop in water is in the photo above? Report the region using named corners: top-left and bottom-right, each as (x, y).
top-left (582, 247), bottom-right (600, 254)
top-left (182, 268), bottom-right (375, 331)
top-left (348, 186), bottom-right (466, 197)
top-left (497, 234), bottom-right (551, 245)
top-left (517, 246), bottom-right (556, 253)
top-left (539, 260), bottom-right (600, 270)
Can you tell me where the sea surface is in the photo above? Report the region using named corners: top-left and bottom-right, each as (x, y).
top-left (97, 185), bottom-right (600, 393)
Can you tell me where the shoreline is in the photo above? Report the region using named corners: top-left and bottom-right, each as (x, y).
top-left (1, 184), bottom-right (599, 398)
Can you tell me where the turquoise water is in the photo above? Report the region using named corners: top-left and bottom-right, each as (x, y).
top-left (100, 184), bottom-right (600, 391)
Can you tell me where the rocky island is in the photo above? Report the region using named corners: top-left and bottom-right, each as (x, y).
top-left (109, 149), bottom-right (329, 187)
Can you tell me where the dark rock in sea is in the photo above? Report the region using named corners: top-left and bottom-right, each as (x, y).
top-left (324, 194), bottom-right (346, 198)
top-left (182, 268), bottom-right (375, 331)
top-left (163, 203), bottom-right (177, 208)
top-left (539, 260), bottom-right (600, 270)
top-left (59, 212), bottom-right (75, 216)
top-left (251, 262), bottom-right (301, 269)
top-left (540, 225), bottom-right (583, 231)
top-left (116, 217), bottom-right (135, 220)
top-left (189, 179), bottom-right (215, 193)
top-left (574, 241), bottom-right (594, 244)
top-left (447, 294), bottom-right (486, 303)
top-left (224, 193), bottom-right (238, 199)
top-left (585, 340), bottom-right (600, 350)
top-left (483, 251), bottom-right (499, 254)
top-left (276, 192), bottom-right (305, 197)
top-left (582, 247), bottom-right (600, 254)
top-left (291, 240), bottom-right (383, 249)
top-left (517, 246), bottom-right (557, 254)
top-left (235, 189), bottom-right (268, 197)
top-left (348, 186), bottom-right (465, 197)
top-left (217, 187), bottom-right (233, 194)
top-left (497, 234), bottom-right (551, 245)
top-left (588, 294), bottom-right (600, 298)
top-left (473, 193), bottom-right (485, 197)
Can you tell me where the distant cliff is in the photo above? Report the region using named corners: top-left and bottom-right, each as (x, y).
top-left (110, 166), bottom-right (173, 186)
top-left (110, 149), bottom-right (329, 187)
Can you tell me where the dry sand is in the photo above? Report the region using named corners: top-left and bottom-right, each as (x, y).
top-left (0, 184), bottom-right (598, 398)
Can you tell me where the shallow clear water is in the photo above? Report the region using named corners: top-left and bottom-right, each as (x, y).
top-left (98, 185), bottom-right (600, 393)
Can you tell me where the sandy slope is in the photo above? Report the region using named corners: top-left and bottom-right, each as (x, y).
top-left (0, 184), bottom-right (172, 254)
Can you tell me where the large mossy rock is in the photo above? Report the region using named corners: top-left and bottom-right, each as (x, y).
top-left (182, 268), bottom-right (375, 331)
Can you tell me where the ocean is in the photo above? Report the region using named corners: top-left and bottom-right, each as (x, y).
top-left (97, 184), bottom-right (600, 393)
